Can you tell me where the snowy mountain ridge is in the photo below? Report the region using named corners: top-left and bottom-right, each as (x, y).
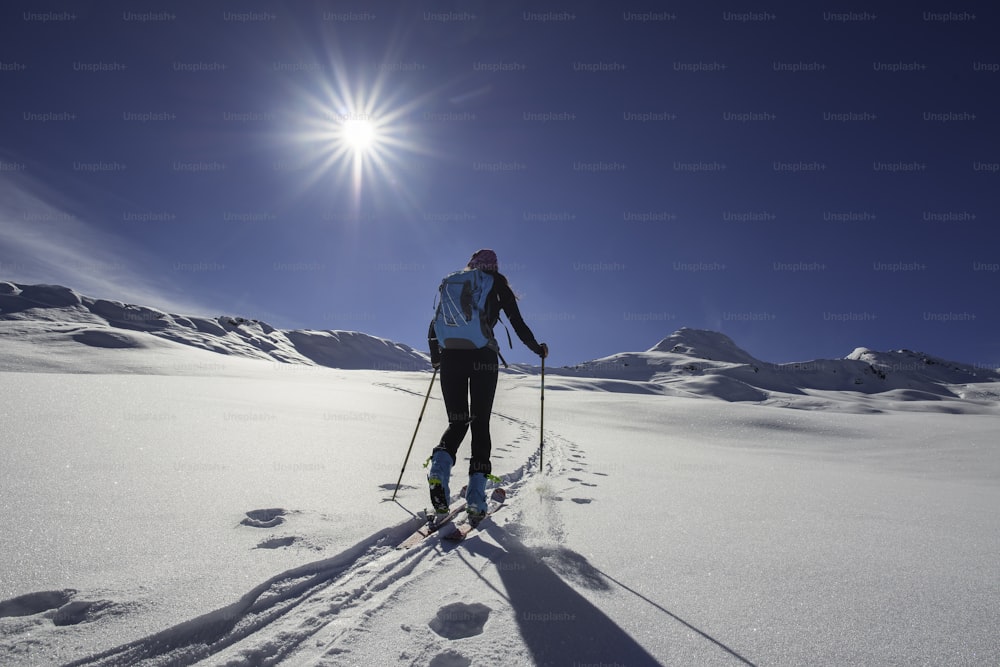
top-left (0, 281), bottom-right (429, 373)
top-left (551, 327), bottom-right (1000, 412)
top-left (652, 327), bottom-right (996, 384)
top-left (2, 281), bottom-right (997, 412)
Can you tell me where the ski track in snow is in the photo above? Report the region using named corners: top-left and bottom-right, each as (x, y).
top-left (62, 390), bottom-right (567, 667)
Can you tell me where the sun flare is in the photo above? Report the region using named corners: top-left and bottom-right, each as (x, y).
top-left (278, 51), bottom-right (432, 216)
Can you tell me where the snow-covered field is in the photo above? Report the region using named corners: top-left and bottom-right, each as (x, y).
top-left (2, 283), bottom-right (999, 666)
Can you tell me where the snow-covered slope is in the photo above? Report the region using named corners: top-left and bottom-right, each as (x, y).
top-left (2, 363), bottom-right (998, 666)
top-left (0, 282), bottom-right (429, 373)
top-left (2, 285), bottom-right (999, 666)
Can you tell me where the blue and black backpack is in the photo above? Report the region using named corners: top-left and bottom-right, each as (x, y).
top-left (433, 268), bottom-right (496, 350)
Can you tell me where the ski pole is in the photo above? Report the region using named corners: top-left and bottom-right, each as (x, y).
top-left (539, 354), bottom-right (545, 472)
top-left (391, 368), bottom-right (437, 501)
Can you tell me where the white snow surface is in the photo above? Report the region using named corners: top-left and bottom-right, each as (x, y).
top-left (2, 283), bottom-right (999, 666)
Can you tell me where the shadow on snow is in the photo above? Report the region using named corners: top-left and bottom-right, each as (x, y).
top-left (454, 523), bottom-right (758, 667)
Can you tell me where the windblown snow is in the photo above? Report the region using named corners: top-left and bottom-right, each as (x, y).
top-left (2, 282), bottom-right (998, 666)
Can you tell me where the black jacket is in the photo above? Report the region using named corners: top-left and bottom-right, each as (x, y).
top-left (428, 270), bottom-right (543, 365)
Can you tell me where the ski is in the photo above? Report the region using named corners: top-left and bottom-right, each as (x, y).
top-left (397, 484), bottom-right (469, 549)
top-left (441, 488), bottom-right (507, 542)
top-left (398, 499), bottom-right (466, 550)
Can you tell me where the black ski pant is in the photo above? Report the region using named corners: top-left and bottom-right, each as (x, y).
top-left (433, 347), bottom-right (499, 476)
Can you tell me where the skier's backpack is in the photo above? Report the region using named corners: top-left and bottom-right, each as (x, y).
top-left (433, 268), bottom-right (496, 350)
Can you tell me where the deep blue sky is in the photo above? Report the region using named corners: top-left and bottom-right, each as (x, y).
top-left (1, 2), bottom-right (997, 368)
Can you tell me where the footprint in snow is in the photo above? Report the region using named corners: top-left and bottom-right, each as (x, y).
top-left (379, 483), bottom-right (416, 491)
top-left (0, 590), bottom-right (75, 618)
top-left (571, 498), bottom-right (594, 505)
top-left (428, 602), bottom-right (491, 640)
top-left (428, 650), bottom-right (472, 667)
top-left (0, 589), bottom-right (113, 626)
top-left (52, 600), bottom-right (115, 626)
top-left (255, 536), bottom-right (299, 549)
top-left (241, 508), bottom-right (287, 528)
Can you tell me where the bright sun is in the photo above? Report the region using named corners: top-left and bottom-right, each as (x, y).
top-left (341, 116), bottom-right (377, 153)
top-left (282, 62), bottom-right (428, 209)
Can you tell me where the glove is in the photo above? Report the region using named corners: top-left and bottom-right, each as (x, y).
top-left (538, 342), bottom-right (549, 359)
top-left (432, 360), bottom-right (441, 370)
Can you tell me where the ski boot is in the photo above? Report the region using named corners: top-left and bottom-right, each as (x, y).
top-left (427, 450), bottom-right (453, 517)
top-left (465, 472), bottom-right (488, 527)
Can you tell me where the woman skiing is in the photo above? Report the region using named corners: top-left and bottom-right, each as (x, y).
top-left (427, 248), bottom-right (548, 523)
